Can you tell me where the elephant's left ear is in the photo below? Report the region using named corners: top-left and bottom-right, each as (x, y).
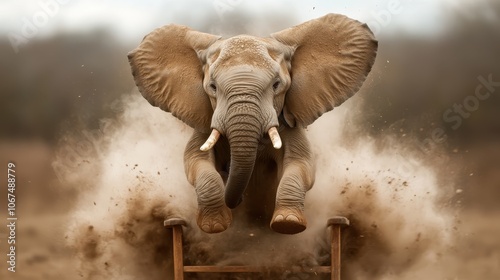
top-left (272, 13), bottom-right (378, 127)
top-left (128, 25), bottom-right (220, 133)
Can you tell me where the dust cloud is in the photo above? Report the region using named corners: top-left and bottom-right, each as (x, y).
top-left (55, 92), bottom-right (456, 279)
top-left (57, 93), bottom-right (195, 278)
top-left (308, 106), bottom-right (456, 279)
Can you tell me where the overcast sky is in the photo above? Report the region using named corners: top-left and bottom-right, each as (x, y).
top-left (0, 0), bottom-right (481, 43)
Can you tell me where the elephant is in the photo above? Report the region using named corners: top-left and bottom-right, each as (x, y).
top-left (128, 13), bottom-right (377, 234)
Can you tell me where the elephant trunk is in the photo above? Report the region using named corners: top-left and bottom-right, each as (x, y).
top-left (224, 112), bottom-right (262, 209)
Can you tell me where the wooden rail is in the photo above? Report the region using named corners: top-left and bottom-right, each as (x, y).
top-left (164, 216), bottom-right (349, 280)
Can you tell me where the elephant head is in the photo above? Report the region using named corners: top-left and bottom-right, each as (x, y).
top-left (128, 14), bottom-right (377, 210)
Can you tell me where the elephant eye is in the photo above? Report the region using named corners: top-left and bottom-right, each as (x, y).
top-left (209, 83), bottom-right (217, 92)
top-left (272, 81), bottom-right (280, 91)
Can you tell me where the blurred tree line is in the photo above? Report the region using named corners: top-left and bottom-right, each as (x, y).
top-left (0, 29), bottom-right (135, 142)
top-left (356, 0), bottom-right (500, 150)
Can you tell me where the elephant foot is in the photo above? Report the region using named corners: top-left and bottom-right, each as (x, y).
top-left (270, 207), bottom-right (307, 234)
top-left (197, 205), bottom-right (232, 234)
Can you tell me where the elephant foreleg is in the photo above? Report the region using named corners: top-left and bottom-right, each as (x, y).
top-left (270, 129), bottom-right (314, 234)
top-left (185, 131), bottom-right (232, 233)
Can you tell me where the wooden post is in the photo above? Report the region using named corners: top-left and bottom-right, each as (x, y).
top-left (327, 217), bottom-right (350, 280)
top-left (164, 218), bottom-right (187, 280)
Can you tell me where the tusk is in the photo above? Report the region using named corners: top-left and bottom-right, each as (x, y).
top-left (268, 127), bottom-right (282, 149)
top-left (200, 129), bottom-right (220, 151)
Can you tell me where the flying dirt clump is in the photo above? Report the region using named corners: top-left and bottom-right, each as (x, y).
top-left (57, 93), bottom-right (455, 279)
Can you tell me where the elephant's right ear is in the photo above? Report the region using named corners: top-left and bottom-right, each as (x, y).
top-left (272, 14), bottom-right (377, 128)
top-left (128, 25), bottom-right (220, 133)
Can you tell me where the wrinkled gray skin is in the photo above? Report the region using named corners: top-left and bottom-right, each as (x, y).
top-left (128, 14), bottom-right (377, 234)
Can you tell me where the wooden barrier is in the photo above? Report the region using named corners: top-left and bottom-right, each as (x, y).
top-left (164, 216), bottom-right (350, 280)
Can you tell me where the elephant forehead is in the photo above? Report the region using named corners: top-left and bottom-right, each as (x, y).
top-left (217, 36), bottom-right (274, 69)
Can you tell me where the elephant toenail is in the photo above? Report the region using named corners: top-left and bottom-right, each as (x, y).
top-left (285, 215), bottom-right (299, 222)
top-left (201, 224), bottom-right (211, 232)
top-left (274, 214), bottom-right (284, 222)
top-left (212, 223), bottom-right (225, 232)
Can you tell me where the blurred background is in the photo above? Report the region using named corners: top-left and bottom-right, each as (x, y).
top-left (0, 0), bottom-right (499, 279)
